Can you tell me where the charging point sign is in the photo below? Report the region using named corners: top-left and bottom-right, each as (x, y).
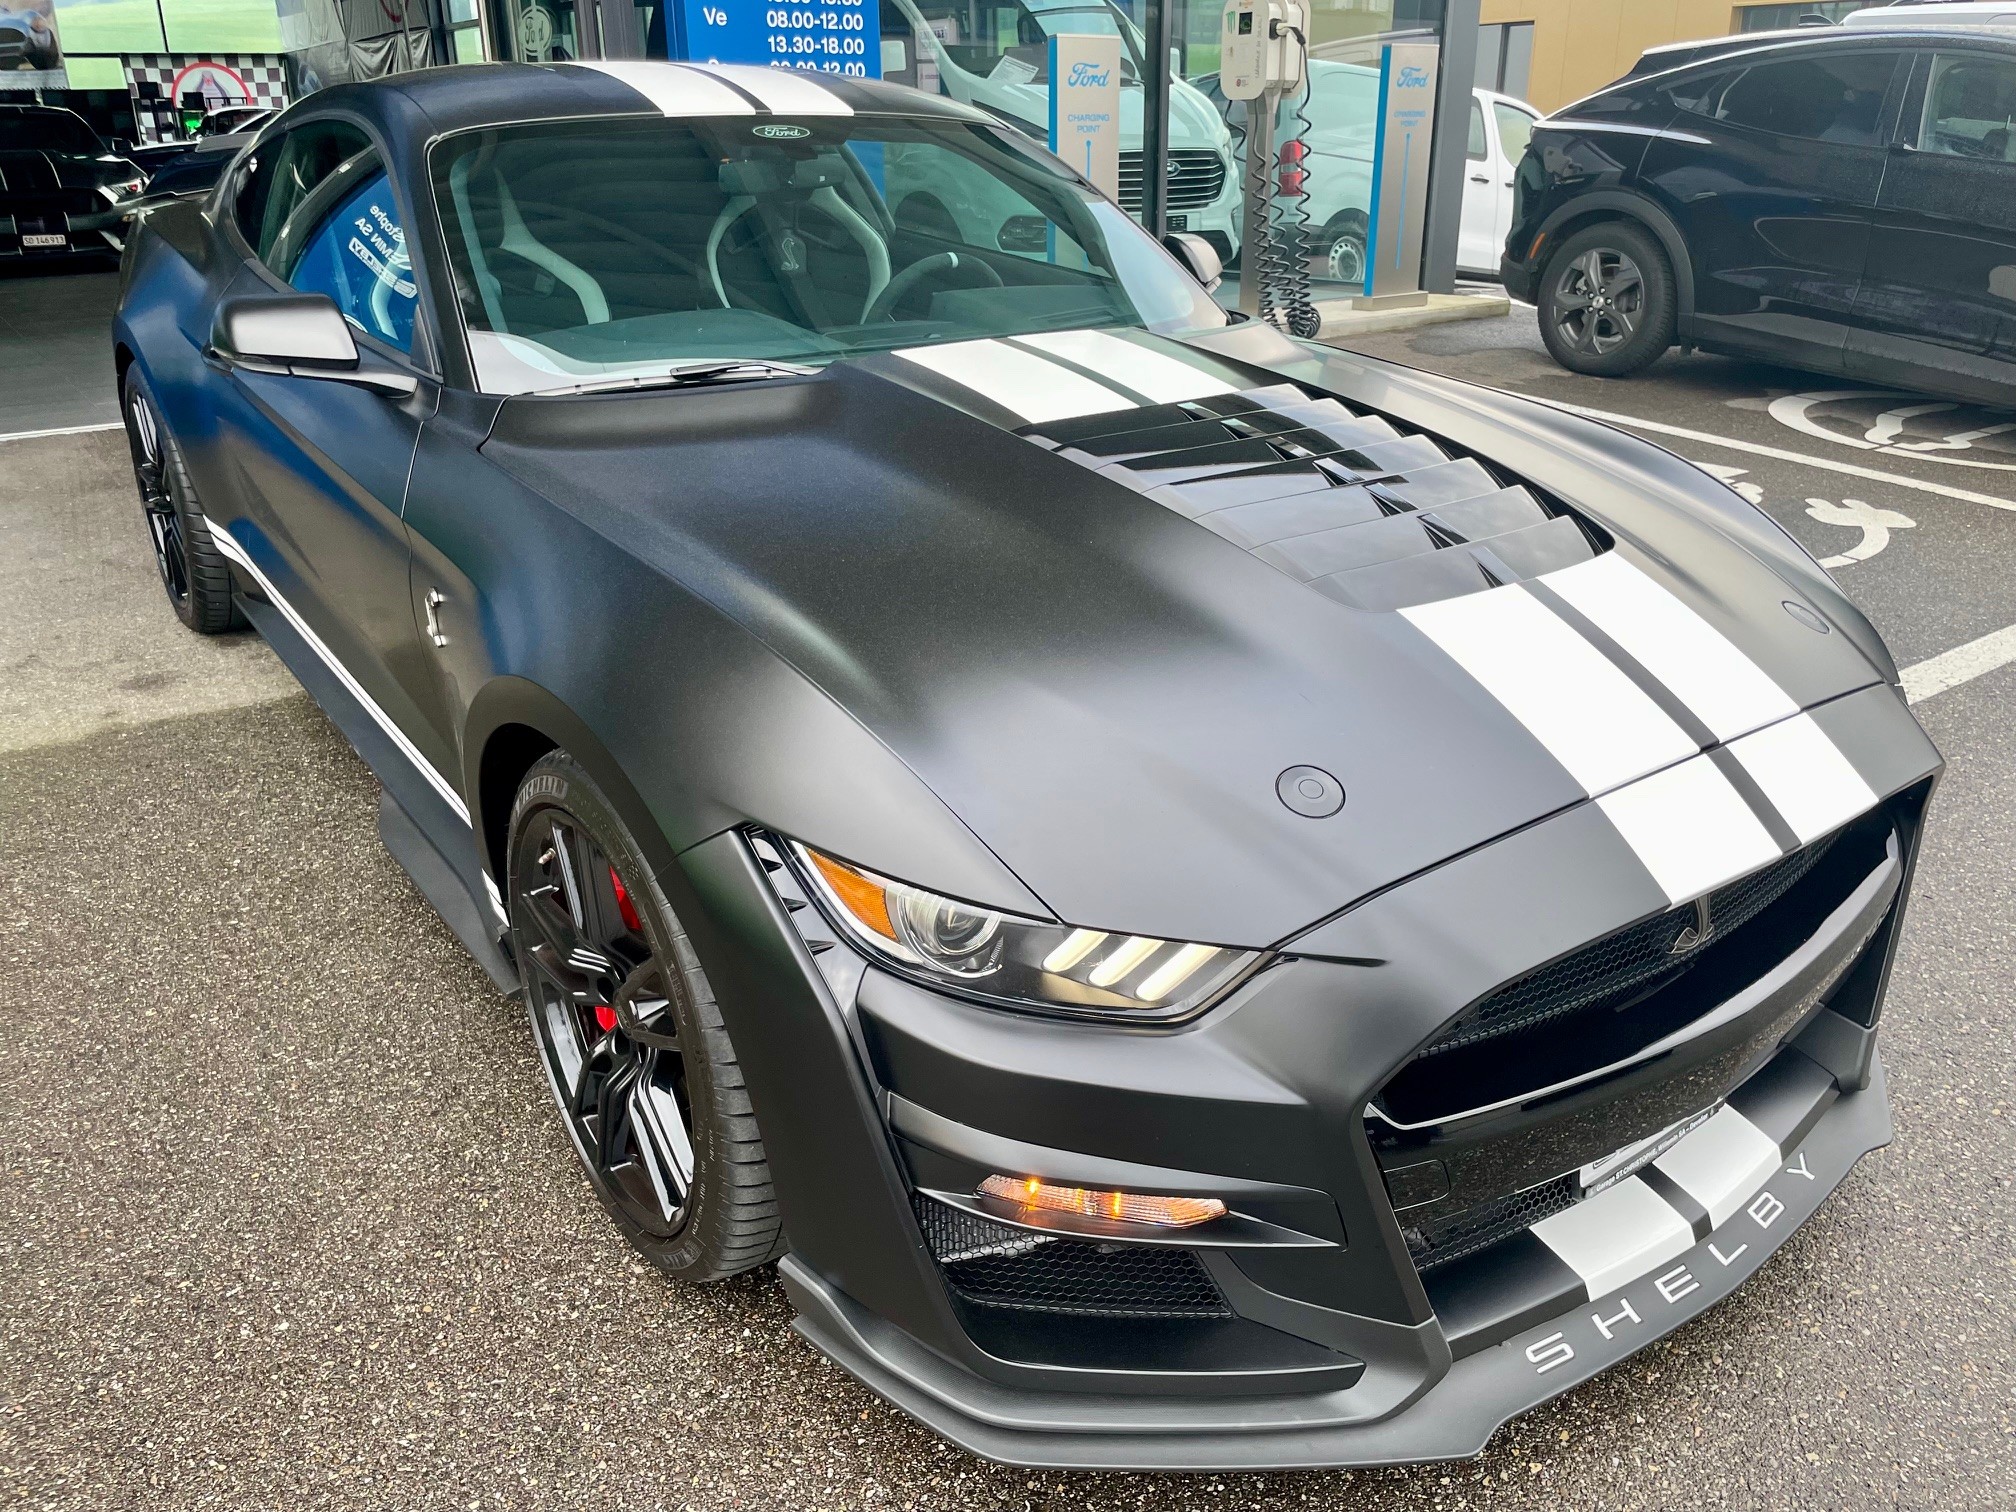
top-left (1364, 40), bottom-right (1439, 299)
top-left (667, 0), bottom-right (880, 76)
top-left (1046, 33), bottom-right (1121, 202)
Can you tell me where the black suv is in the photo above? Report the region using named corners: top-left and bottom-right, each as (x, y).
top-left (1501, 24), bottom-right (2016, 405)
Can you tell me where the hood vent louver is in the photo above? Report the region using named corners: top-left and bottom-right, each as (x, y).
top-left (1023, 383), bottom-right (1608, 612)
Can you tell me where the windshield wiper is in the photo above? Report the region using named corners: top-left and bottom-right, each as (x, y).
top-left (531, 359), bottom-right (820, 397)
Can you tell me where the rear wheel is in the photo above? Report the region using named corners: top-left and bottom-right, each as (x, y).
top-left (1537, 221), bottom-right (1677, 378)
top-left (1318, 212), bottom-right (1368, 287)
top-left (508, 752), bottom-right (783, 1281)
top-left (122, 371), bottom-right (243, 633)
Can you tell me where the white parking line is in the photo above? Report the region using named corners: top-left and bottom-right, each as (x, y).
top-left (0, 420), bottom-right (124, 444)
top-left (1902, 623), bottom-right (2016, 705)
top-left (1548, 401), bottom-right (2016, 514)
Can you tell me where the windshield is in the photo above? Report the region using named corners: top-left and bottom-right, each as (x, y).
top-left (0, 111), bottom-right (104, 155)
top-left (433, 113), bottom-right (1226, 396)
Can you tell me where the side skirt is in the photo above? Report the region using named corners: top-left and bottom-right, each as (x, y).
top-left (234, 588), bottom-right (520, 997)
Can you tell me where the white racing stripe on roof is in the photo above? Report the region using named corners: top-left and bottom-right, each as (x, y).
top-left (1727, 713), bottom-right (1880, 845)
top-left (1540, 553), bottom-right (1799, 743)
top-left (1402, 583), bottom-right (1698, 796)
top-left (1532, 1176), bottom-right (1695, 1300)
top-left (1651, 1106), bottom-right (1782, 1229)
top-left (894, 338), bottom-right (1135, 424)
top-left (1596, 755), bottom-right (1781, 905)
top-left (1017, 329), bottom-right (1237, 404)
top-left (560, 60), bottom-right (757, 115)
top-left (693, 62), bottom-right (854, 115)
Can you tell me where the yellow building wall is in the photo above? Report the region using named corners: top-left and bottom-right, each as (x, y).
top-left (1483, 0), bottom-right (1772, 112)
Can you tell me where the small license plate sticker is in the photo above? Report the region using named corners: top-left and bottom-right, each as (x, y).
top-left (1580, 1102), bottom-right (1722, 1196)
top-left (21, 234), bottom-right (67, 249)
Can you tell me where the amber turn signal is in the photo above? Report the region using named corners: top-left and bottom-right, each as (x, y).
top-left (979, 1175), bottom-right (1226, 1229)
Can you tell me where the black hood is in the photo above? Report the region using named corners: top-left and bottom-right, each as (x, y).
top-left (482, 324), bottom-right (1888, 947)
top-left (0, 148), bottom-right (133, 196)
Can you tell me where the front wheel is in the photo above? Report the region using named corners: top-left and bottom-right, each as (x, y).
top-left (508, 751), bottom-right (784, 1282)
top-left (1536, 221), bottom-right (1677, 378)
top-left (1318, 214), bottom-right (1368, 287)
top-left (122, 370), bottom-right (243, 634)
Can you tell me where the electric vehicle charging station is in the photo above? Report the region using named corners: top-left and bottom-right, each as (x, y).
top-left (1218, 0), bottom-right (1313, 330)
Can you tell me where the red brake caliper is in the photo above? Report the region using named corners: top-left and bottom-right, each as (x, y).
top-left (594, 866), bottom-right (644, 1034)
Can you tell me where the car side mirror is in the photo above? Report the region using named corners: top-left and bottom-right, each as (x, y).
top-left (207, 292), bottom-right (416, 397)
top-left (1163, 231), bottom-right (1223, 291)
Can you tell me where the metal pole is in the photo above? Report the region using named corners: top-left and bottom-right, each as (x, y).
top-left (1139, 0), bottom-right (1174, 238)
top-left (1237, 88), bottom-right (1274, 320)
top-left (1420, 0), bottom-right (1481, 294)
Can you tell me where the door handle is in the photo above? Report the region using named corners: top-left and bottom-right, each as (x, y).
top-left (424, 588), bottom-right (449, 648)
top-left (1470, 173), bottom-right (1490, 184)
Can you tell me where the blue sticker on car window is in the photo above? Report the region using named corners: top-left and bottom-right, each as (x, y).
top-left (290, 171), bottom-right (418, 353)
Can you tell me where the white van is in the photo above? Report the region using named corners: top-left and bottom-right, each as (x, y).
top-left (877, 0), bottom-right (1241, 259)
top-left (1196, 62), bottom-right (1538, 283)
top-left (1843, 2), bottom-right (2016, 26)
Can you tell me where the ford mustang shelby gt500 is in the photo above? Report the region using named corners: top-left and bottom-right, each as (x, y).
top-left (113, 60), bottom-right (1939, 1469)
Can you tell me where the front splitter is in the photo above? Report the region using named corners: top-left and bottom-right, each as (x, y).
top-left (781, 1057), bottom-right (1892, 1471)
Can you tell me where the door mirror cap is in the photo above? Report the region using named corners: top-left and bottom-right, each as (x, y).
top-left (212, 292), bottom-right (359, 371)
top-left (1163, 231), bottom-right (1223, 291)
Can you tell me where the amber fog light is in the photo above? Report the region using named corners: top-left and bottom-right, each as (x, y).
top-left (979, 1175), bottom-right (1227, 1229)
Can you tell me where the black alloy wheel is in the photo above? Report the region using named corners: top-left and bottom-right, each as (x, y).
top-left (508, 752), bottom-right (783, 1280)
top-left (121, 371), bottom-right (243, 633)
top-left (1537, 220), bottom-right (1677, 379)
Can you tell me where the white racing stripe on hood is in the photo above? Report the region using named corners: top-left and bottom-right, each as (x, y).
top-left (1402, 583), bottom-right (1697, 797)
top-left (895, 338), bottom-right (1135, 424)
top-left (695, 62), bottom-right (854, 115)
top-left (1596, 756), bottom-right (1781, 905)
top-left (1016, 329), bottom-right (1237, 404)
top-left (1541, 553), bottom-right (1799, 743)
top-left (560, 60), bottom-right (757, 115)
top-left (1728, 713), bottom-right (1880, 846)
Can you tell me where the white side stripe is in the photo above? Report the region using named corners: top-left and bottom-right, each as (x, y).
top-left (894, 338), bottom-right (1135, 424)
top-left (205, 518), bottom-right (472, 825)
top-left (1652, 1107), bottom-right (1781, 1228)
top-left (1540, 553), bottom-right (1799, 743)
top-left (1016, 330), bottom-right (1237, 404)
top-left (693, 62), bottom-right (853, 115)
top-left (559, 60), bottom-right (756, 115)
top-left (1728, 714), bottom-right (1880, 846)
top-left (1402, 583), bottom-right (1697, 796)
top-left (1532, 1176), bottom-right (1695, 1300)
top-left (1596, 756), bottom-right (1779, 905)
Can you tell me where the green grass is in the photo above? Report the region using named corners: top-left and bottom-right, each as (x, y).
top-left (52, 0), bottom-right (283, 56)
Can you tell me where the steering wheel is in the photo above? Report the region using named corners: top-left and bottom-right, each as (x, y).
top-left (864, 251), bottom-right (1003, 323)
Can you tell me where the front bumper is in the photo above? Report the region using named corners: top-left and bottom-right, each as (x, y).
top-left (1501, 252), bottom-right (1538, 304)
top-left (671, 685), bottom-right (1936, 1470)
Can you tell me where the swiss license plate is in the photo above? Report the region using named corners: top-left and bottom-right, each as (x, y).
top-left (1165, 215), bottom-right (1188, 231)
top-left (21, 233), bottom-right (66, 249)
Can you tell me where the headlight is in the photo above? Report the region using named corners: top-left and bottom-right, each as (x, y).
top-left (789, 842), bottom-right (1262, 1020)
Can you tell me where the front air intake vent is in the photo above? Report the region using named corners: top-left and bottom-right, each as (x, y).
top-left (1024, 383), bottom-right (1605, 611)
top-left (913, 1197), bottom-right (1230, 1319)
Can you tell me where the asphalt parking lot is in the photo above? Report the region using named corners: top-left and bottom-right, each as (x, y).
top-left (2, 279), bottom-right (2012, 1512)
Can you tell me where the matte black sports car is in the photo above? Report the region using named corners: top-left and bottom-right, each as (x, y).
top-left (0, 104), bottom-right (145, 261)
top-left (112, 61), bottom-right (1939, 1470)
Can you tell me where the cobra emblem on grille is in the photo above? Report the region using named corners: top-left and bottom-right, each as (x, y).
top-left (1669, 898), bottom-right (1713, 955)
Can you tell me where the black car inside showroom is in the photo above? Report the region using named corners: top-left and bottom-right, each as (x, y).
top-left (3, 0), bottom-right (2013, 1506)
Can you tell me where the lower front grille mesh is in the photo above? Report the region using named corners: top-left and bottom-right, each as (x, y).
top-left (913, 1198), bottom-right (1230, 1319)
top-left (1401, 1175), bottom-right (1579, 1271)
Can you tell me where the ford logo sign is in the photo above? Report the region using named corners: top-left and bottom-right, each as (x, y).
top-left (1067, 62), bottom-right (1112, 87)
top-left (1396, 66), bottom-right (1429, 88)
top-left (753, 123), bottom-right (812, 139)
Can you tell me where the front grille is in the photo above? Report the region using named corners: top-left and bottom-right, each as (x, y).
top-left (914, 1197), bottom-right (1230, 1319)
top-left (2, 192), bottom-right (97, 239)
top-left (1117, 149), bottom-right (1229, 211)
top-left (1403, 1175), bottom-right (1577, 1271)
top-left (1419, 831), bottom-right (1837, 1060)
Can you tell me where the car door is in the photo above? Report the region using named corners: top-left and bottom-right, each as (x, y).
top-left (1458, 96), bottom-right (1497, 273)
top-left (1638, 45), bottom-right (1906, 368)
top-left (209, 117), bottom-right (454, 775)
top-left (1847, 45), bottom-right (2016, 401)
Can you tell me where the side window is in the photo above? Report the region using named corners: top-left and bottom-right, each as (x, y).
top-left (1494, 102), bottom-right (1535, 165)
top-left (280, 161), bottom-right (418, 353)
top-left (232, 120), bottom-right (375, 265)
top-left (1917, 52), bottom-right (2016, 162)
top-left (1675, 51), bottom-right (1899, 146)
top-left (1467, 98), bottom-right (1487, 160)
